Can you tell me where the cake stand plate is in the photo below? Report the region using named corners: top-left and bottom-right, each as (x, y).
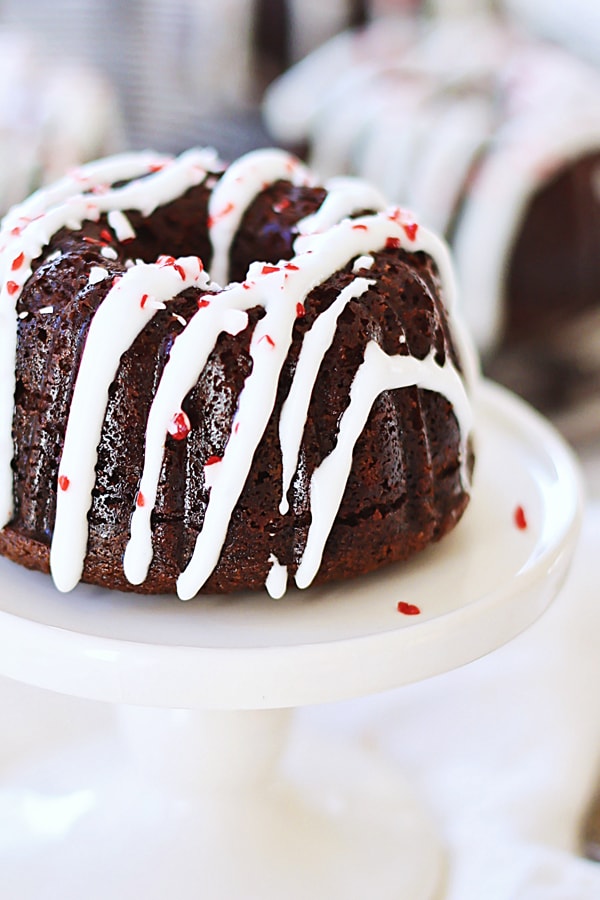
top-left (0, 381), bottom-right (583, 900)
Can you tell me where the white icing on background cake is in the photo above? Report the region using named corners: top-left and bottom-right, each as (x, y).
top-left (264, 14), bottom-right (600, 352)
top-left (0, 147), bottom-right (477, 599)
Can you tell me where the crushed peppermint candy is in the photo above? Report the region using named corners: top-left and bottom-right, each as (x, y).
top-left (107, 210), bottom-right (136, 242)
top-left (156, 254), bottom-right (175, 267)
top-left (397, 601), bottom-right (421, 615)
top-left (88, 266), bottom-right (109, 286)
top-left (101, 246), bottom-right (118, 261)
top-left (140, 294), bottom-right (165, 311)
top-left (352, 254), bottom-right (375, 273)
top-left (514, 505), bottom-right (528, 530)
top-left (168, 410), bottom-right (191, 440)
top-left (38, 305), bottom-right (54, 315)
top-left (172, 313), bottom-right (187, 327)
top-left (18, 310), bottom-right (28, 319)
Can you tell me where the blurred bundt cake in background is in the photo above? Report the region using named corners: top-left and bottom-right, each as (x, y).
top-left (263, 13), bottom-right (600, 357)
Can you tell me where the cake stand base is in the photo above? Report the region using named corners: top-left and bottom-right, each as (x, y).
top-left (0, 707), bottom-right (444, 900)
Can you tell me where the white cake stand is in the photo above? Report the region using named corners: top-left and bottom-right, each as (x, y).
top-left (0, 381), bottom-right (583, 900)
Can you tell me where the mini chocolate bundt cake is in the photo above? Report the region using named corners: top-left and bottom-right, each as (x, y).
top-left (0, 147), bottom-right (476, 599)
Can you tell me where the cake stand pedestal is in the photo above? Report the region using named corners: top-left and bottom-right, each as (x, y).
top-left (0, 382), bottom-right (583, 900)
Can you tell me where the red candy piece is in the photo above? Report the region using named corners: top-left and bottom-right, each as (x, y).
top-left (6, 281), bottom-right (19, 295)
top-left (58, 475), bottom-right (70, 491)
top-left (397, 601), bottom-right (421, 616)
top-left (205, 455), bottom-right (222, 466)
top-left (156, 254), bottom-right (175, 267)
top-left (168, 410), bottom-right (191, 441)
top-left (514, 505), bottom-right (528, 530)
top-left (352, 223), bottom-right (368, 231)
top-left (11, 252), bottom-right (24, 271)
top-left (402, 222), bottom-right (419, 241)
top-left (136, 492), bottom-right (145, 507)
top-left (296, 302), bottom-right (306, 318)
top-left (197, 297), bottom-right (210, 309)
top-left (385, 237), bottom-right (401, 250)
top-left (261, 265), bottom-right (280, 275)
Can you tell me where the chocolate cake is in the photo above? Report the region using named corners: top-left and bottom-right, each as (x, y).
top-left (0, 147), bottom-right (476, 599)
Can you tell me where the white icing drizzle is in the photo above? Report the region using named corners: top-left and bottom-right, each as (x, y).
top-left (295, 342), bottom-right (472, 589)
top-left (0, 148), bottom-right (217, 528)
top-left (207, 147), bottom-right (314, 286)
top-left (265, 554), bottom-right (288, 600)
top-left (123, 295), bottom-right (251, 586)
top-left (50, 256), bottom-right (210, 593)
top-left (175, 272), bottom-right (303, 601)
top-left (278, 277), bottom-right (374, 516)
top-left (2, 147), bottom-right (477, 600)
top-left (295, 176), bottom-right (387, 235)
